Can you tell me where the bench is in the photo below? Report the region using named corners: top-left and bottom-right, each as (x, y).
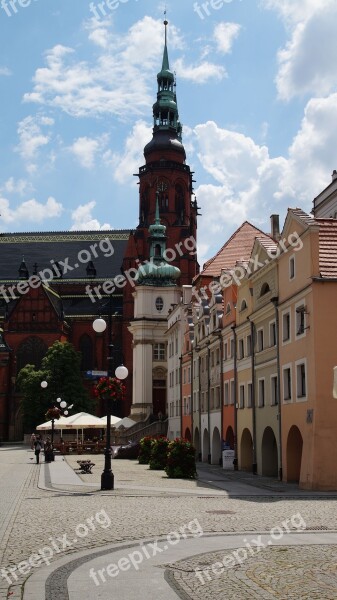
top-left (76, 460), bottom-right (95, 474)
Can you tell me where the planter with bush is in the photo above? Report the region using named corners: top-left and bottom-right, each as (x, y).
top-left (165, 438), bottom-right (197, 479)
top-left (149, 436), bottom-right (169, 470)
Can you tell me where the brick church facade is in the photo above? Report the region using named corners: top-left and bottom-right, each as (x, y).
top-left (0, 21), bottom-right (199, 441)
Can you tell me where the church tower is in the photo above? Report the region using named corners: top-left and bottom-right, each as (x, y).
top-left (122, 19), bottom-right (199, 416)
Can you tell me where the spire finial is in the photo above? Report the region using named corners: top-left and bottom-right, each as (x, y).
top-left (164, 7), bottom-right (168, 46)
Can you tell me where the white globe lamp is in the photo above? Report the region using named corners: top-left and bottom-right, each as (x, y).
top-left (60, 401), bottom-right (67, 409)
top-left (93, 318), bottom-right (107, 333)
top-left (115, 365), bottom-right (128, 380)
top-left (41, 380), bottom-right (48, 389)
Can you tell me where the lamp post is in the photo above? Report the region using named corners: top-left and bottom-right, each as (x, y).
top-left (41, 381), bottom-right (71, 457)
top-left (93, 314), bottom-right (128, 490)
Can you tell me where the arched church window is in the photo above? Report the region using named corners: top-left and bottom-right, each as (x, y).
top-left (79, 334), bottom-right (93, 371)
top-left (158, 181), bottom-right (169, 211)
top-left (175, 184), bottom-right (185, 223)
top-left (16, 336), bottom-right (48, 374)
top-left (155, 297), bottom-right (164, 312)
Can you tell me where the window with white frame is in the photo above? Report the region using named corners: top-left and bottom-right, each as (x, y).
top-left (257, 328), bottom-right (264, 352)
top-left (216, 348), bottom-right (220, 364)
top-left (230, 338), bottom-right (235, 358)
top-left (269, 321), bottom-right (276, 347)
top-left (271, 375), bottom-right (278, 406)
top-left (224, 382), bottom-right (229, 406)
top-left (247, 334), bottom-right (252, 356)
top-left (296, 362), bottom-right (307, 398)
top-left (224, 341), bottom-right (228, 360)
top-left (258, 379), bottom-right (265, 407)
top-left (239, 339), bottom-right (244, 359)
top-left (247, 383), bottom-right (253, 408)
top-left (153, 343), bottom-right (165, 360)
top-left (230, 379), bottom-right (235, 405)
top-left (210, 388), bottom-right (214, 409)
top-left (282, 312), bottom-right (290, 342)
top-left (289, 256), bottom-right (295, 280)
top-left (239, 384), bottom-right (245, 409)
top-left (283, 366), bottom-right (292, 401)
top-left (215, 386), bottom-right (220, 409)
top-left (183, 397), bottom-right (187, 415)
top-left (183, 368), bottom-right (186, 384)
top-left (188, 366), bottom-right (191, 383)
top-left (201, 392), bottom-right (205, 412)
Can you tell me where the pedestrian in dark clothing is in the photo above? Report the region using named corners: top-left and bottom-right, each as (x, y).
top-left (34, 437), bottom-right (43, 464)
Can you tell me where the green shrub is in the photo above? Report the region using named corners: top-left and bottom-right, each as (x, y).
top-left (138, 436), bottom-right (154, 464)
top-left (149, 436), bottom-right (169, 470)
top-left (165, 438), bottom-right (197, 479)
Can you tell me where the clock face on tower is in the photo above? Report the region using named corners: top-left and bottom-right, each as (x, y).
top-left (157, 181), bottom-right (168, 193)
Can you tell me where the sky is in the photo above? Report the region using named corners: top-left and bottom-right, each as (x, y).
top-left (1, 0), bottom-right (337, 268)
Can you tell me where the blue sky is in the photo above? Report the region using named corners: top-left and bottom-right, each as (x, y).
top-left (1, 0), bottom-right (337, 266)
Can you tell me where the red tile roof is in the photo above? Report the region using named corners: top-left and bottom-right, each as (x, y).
top-left (316, 219), bottom-right (337, 278)
top-left (200, 221), bottom-right (274, 277)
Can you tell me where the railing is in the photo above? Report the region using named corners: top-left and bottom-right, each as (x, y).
top-left (117, 419), bottom-right (168, 445)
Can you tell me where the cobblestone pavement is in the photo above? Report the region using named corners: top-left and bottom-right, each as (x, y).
top-left (1, 447), bottom-right (337, 599)
top-left (167, 544), bottom-right (337, 599)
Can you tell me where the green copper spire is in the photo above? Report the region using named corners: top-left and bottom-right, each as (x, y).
top-left (137, 189), bottom-right (181, 286)
top-left (162, 19), bottom-right (170, 71)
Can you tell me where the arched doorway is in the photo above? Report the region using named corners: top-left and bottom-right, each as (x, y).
top-left (286, 425), bottom-right (303, 483)
top-left (225, 426), bottom-right (234, 450)
top-left (212, 427), bottom-right (221, 465)
top-left (202, 428), bottom-right (209, 462)
top-left (240, 428), bottom-right (253, 471)
top-left (184, 428), bottom-right (191, 442)
top-left (194, 427), bottom-right (200, 459)
top-left (262, 427), bottom-right (278, 477)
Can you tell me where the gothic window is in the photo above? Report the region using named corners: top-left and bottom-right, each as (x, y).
top-left (140, 187), bottom-right (150, 224)
top-left (158, 181), bottom-right (168, 211)
top-left (16, 336), bottom-right (48, 374)
top-left (79, 334), bottom-right (93, 371)
top-left (175, 184), bottom-right (185, 223)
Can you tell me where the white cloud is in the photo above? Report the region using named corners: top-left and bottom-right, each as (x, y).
top-left (70, 200), bottom-right (111, 231)
top-left (262, 0), bottom-right (337, 100)
top-left (23, 17), bottom-right (185, 119)
top-left (16, 115), bottom-right (54, 172)
top-left (214, 22), bottom-right (241, 54)
top-left (107, 120), bottom-right (152, 185)
top-left (0, 196), bottom-right (63, 225)
top-left (0, 67), bottom-right (11, 76)
top-left (69, 135), bottom-right (108, 169)
top-left (174, 58), bottom-right (226, 83)
top-left (1, 177), bottom-right (33, 196)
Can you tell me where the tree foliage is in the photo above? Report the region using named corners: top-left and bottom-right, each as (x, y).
top-left (17, 341), bottom-right (95, 431)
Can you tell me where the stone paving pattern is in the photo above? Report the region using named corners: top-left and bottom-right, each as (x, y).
top-left (1, 448), bottom-right (337, 599)
top-left (166, 545), bottom-right (337, 599)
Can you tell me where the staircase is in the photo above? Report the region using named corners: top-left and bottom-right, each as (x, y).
top-left (117, 417), bottom-right (168, 445)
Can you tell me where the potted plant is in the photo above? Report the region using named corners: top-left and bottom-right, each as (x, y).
top-left (149, 436), bottom-right (169, 470)
top-left (165, 438), bottom-right (197, 479)
top-left (94, 377), bottom-right (126, 401)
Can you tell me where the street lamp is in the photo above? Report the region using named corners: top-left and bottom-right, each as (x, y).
top-left (40, 381), bottom-right (70, 452)
top-left (92, 312), bottom-right (128, 490)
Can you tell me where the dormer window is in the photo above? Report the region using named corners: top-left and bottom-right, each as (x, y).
top-left (260, 283), bottom-right (270, 297)
top-left (155, 297), bottom-right (164, 312)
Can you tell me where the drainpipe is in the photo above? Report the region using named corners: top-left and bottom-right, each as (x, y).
top-left (218, 333), bottom-right (224, 466)
top-left (190, 351), bottom-right (193, 444)
top-left (248, 317), bottom-right (258, 474)
top-left (231, 325), bottom-right (238, 470)
top-left (179, 355), bottom-right (183, 437)
top-left (207, 343), bottom-right (211, 464)
top-left (271, 296), bottom-right (283, 481)
top-left (198, 353), bottom-right (202, 461)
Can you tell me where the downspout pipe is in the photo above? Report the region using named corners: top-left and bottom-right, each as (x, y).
top-left (231, 325), bottom-right (238, 470)
top-left (248, 317), bottom-right (258, 474)
top-left (207, 343), bottom-right (211, 464)
top-left (271, 296), bottom-right (283, 481)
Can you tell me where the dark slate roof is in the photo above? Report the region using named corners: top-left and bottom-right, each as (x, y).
top-left (0, 230), bottom-right (131, 281)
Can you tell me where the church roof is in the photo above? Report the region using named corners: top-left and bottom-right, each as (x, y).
top-left (0, 230), bottom-right (131, 281)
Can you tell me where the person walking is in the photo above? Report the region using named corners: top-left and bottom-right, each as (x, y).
top-left (30, 433), bottom-right (36, 450)
top-left (34, 436), bottom-right (43, 464)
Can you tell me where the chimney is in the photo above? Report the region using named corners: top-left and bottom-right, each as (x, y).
top-left (332, 170), bottom-right (337, 182)
top-left (270, 214), bottom-right (280, 241)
